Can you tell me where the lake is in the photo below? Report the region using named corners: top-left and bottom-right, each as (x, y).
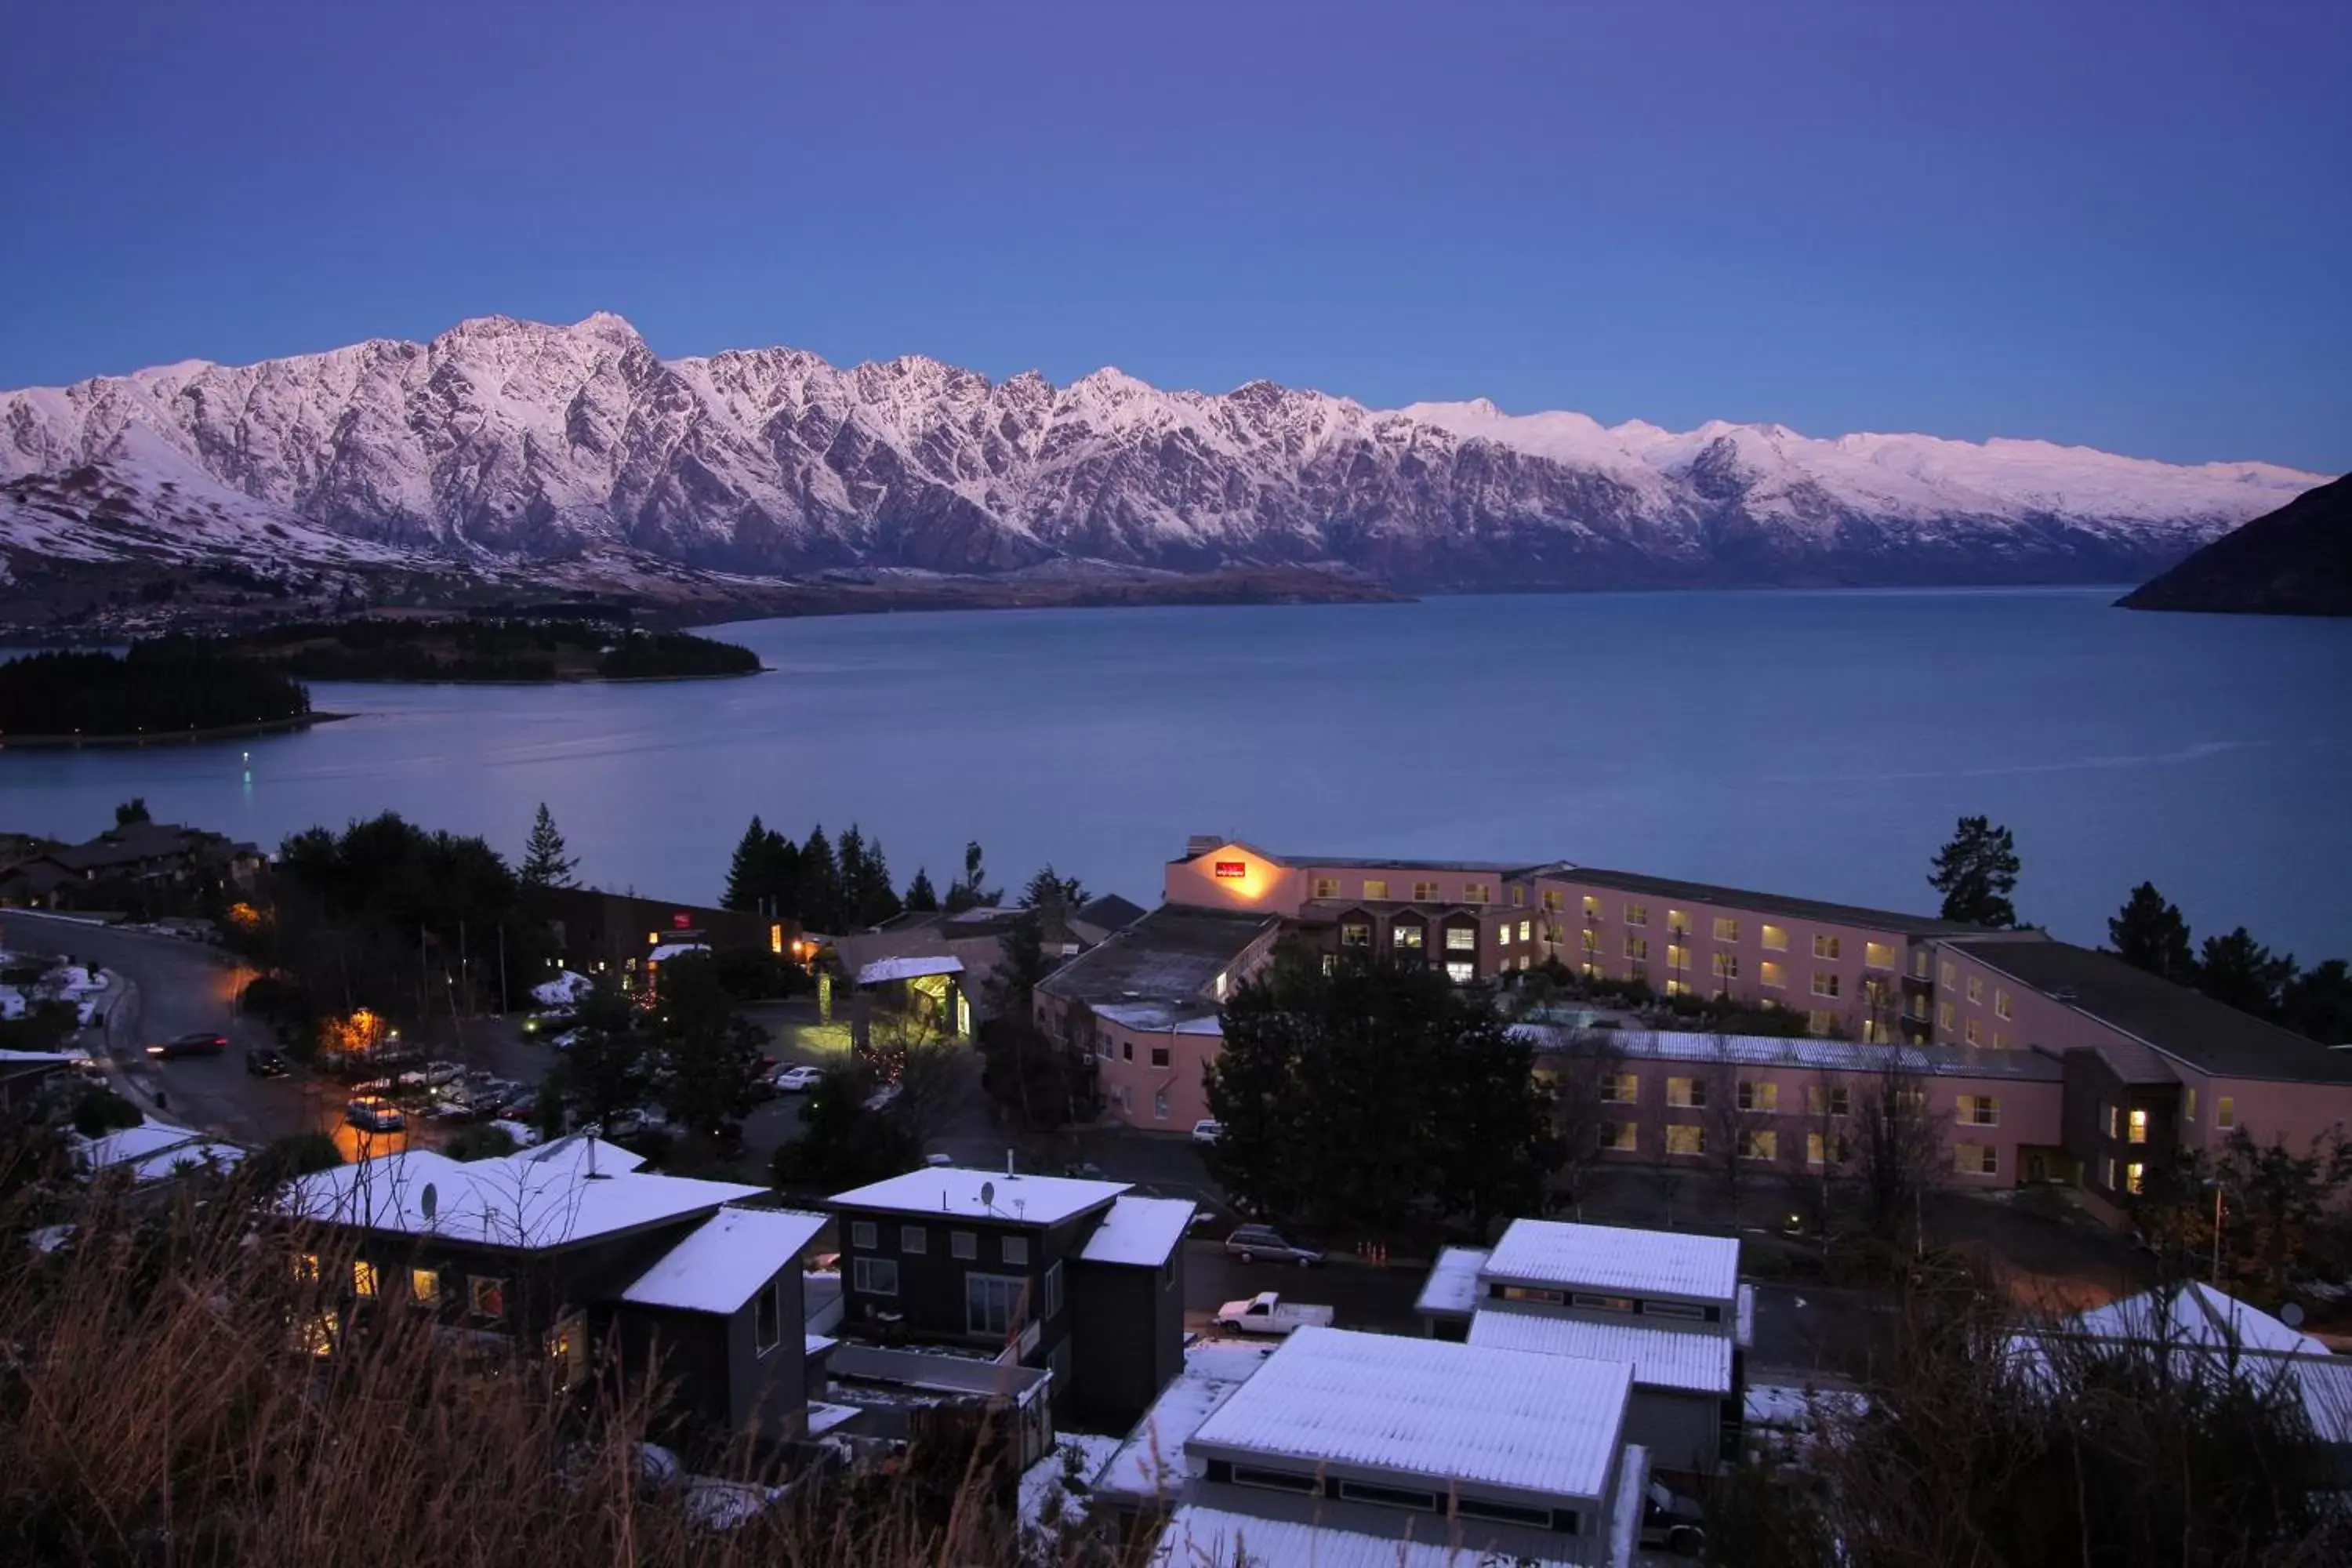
top-left (3, 589), bottom-right (2347, 960)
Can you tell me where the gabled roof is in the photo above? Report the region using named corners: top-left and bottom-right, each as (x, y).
top-left (621, 1207), bottom-right (828, 1314)
top-left (1945, 936), bottom-right (2352, 1083)
top-left (1186, 1327), bottom-right (1632, 1501)
top-left (1075, 892), bottom-right (1149, 932)
top-left (1483, 1218), bottom-right (1740, 1303)
top-left (1076, 1195), bottom-right (1194, 1267)
top-left (828, 1166), bottom-right (1129, 1228)
top-left (1467, 1305), bottom-right (1736, 1395)
top-left (1413, 1246), bottom-right (1490, 1319)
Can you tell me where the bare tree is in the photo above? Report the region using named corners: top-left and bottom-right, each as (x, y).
top-left (1843, 1048), bottom-right (1947, 1253)
top-left (864, 1008), bottom-right (970, 1151)
top-left (1539, 1026), bottom-right (1628, 1218)
top-left (1701, 1033), bottom-right (1776, 1225)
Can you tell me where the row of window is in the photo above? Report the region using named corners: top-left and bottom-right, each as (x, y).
top-left (1106, 1039), bottom-right (1173, 1069)
top-left (1338, 920), bottom-right (1497, 951)
top-left (296, 1253), bottom-right (505, 1319)
top-left (850, 1219), bottom-right (1031, 1265)
top-left (1628, 1123), bottom-right (1987, 1171)
top-left (1935, 963), bottom-right (2017, 1020)
top-left (1224, 1463), bottom-right (1576, 1534)
top-left (850, 1258), bottom-right (1064, 1337)
top-left (1318, 877), bottom-right (1501, 905)
top-left (1109, 1083), bottom-right (1173, 1120)
top-left (1493, 1283), bottom-right (1717, 1322)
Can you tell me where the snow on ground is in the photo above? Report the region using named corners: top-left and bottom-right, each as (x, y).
top-left (1019, 1432), bottom-right (1125, 1541)
top-left (531, 970), bottom-right (593, 1007)
top-left (0, 986), bottom-right (24, 1021)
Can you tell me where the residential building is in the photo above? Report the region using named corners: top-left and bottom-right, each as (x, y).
top-left (535, 885), bottom-right (795, 988)
top-left (1105, 1326), bottom-right (1648, 1566)
top-left (281, 1134), bottom-right (829, 1446)
top-left (826, 1165), bottom-right (1189, 1431)
top-left (1, 821), bottom-right (263, 909)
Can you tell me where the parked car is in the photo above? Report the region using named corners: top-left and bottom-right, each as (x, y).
top-left (396, 1061), bottom-right (462, 1089)
top-left (1225, 1225), bottom-right (1323, 1267)
top-left (344, 1095), bottom-right (405, 1133)
top-left (1191, 1119), bottom-right (1224, 1145)
top-left (244, 1047), bottom-right (289, 1078)
top-left (770, 1065), bottom-right (823, 1093)
top-left (601, 1106), bottom-right (669, 1138)
top-left (1214, 1290), bottom-right (1336, 1336)
top-left (1639, 1483), bottom-right (1707, 1556)
top-left (145, 1032), bottom-right (228, 1061)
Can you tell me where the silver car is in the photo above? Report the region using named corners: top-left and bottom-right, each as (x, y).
top-left (1224, 1225), bottom-right (1323, 1266)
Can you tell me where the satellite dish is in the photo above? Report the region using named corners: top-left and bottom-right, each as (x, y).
top-left (421, 1182), bottom-right (439, 1221)
top-left (980, 1181), bottom-right (996, 1209)
top-left (2281, 1302), bottom-right (2306, 1328)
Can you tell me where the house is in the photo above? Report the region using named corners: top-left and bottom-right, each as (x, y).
top-left (534, 885), bottom-right (797, 989)
top-left (0, 1047), bottom-right (76, 1110)
top-left (75, 1116), bottom-right (245, 1183)
top-left (1117, 1327), bottom-right (1650, 1567)
top-left (1, 822), bottom-right (263, 909)
top-left (281, 1135), bottom-right (828, 1447)
top-left (1432, 1218), bottom-right (1750, 1478)
top-left (826, 1165), bottom-right (1189, 1432)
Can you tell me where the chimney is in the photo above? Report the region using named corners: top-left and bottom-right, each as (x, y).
top-left (1185, 835), bottom-right (1224, 858)
top-left (1006, 1148), bottom-right (1016, 1178)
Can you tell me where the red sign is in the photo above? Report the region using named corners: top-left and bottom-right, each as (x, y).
top-left (672, 913), bottom-right (691, 929)
top-left (1214, 861), bottom-right (1247, 880)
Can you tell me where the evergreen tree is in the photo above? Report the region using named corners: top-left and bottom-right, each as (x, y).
top-left (2282, 960), bottom-right (2352, 1047)
top-left (1425, 996), bottom-right (1557, 1239)
top-left (858, 833), bottom-right (902, 927)
top-left (799, 825), bottom-right (841, 931)
top-left (720, 815), bottom-right (771, 911)
top-left (519, 802), bottom-right (578, 890)
top-left (2108, 881), bottom-right (2196, 982)
top-left (835, 825), bottom-right (870, 927)
top-left (772, 1062), bottom-right (920, 1189)
top-left (1928, 815), bottom-right (2021, 927)
top-left (945, 840), bottom-right (998, 913)
top-left (1020, 865), bottom-right (1087, 918)
top-left (543, 985), bottom-right (649, 1134)
top-left (2197, 927), bottom-right (2297, 1021)
top-left (764, 826), bottom-right (802, 920)
top-left (114, 797), bottom-right (151, 827)
top-left (905, 867), bottom-right (940, 912)
top-left (652, 952), bottom-right (763, 1146)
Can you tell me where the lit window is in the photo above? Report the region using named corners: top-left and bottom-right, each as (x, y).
top-left (469, 1277), bottom-right (506, 1319)
top-left (2217, 1097), bottom-right (2236, 1130)
top-left (1664, 1125), bottom-right (1705, 1156)
top-left (1712, 917), bottom-right (1741, 942)
top-left (1412, 880), bottom-right (1439, 902)
top-left (293, 1252), bottom-right (321, 1284)
top-left (410, 1267), bottom-right (442, 1306)
top-left (1667, 909), bottom-right (1690, 935)
top-left (1465, 883), bottom-right (1490, 905)
top-left (2125, 1162), bottom-right (2145, 1196)
top-left (1811, 971), bottom-right (1840, 998)
top-left (1808, 1084), bottom-right (1850, 1117)
top-left (1624, 935), bottom-right (1649, 961)
top-left (1806, 1010), bottom-right (1836, 1036)
top-left (1445, 926), bottom-right (1476, 951)
top-left (296, 1310), bottom-right (339, 1359)
top-left (1624, 903), bottom-right (1649, 927)
top-left (1602, 1073), bottom-right (1639, 1104)
top-left (1573, 1291), bottom-right (1638, 1313)
top-left (1864, 942), bottom-right (1895, 970)
top-left (1964, 1018), bottom-right (1982, 1046)
top-left (1939, 960), bottom-right (1958, 989)
top-left (1806, 1132), bottom-right (1846, 1166)
top-left (900, 1225), bottom-right (927, 1254)
top-left (1937, 1001), bottom-right (1955, 1030)
top-left (1958, 1095), bottom-right (2000, 1126)
top-left (1604, 1121), bottom-right (1638, 1152)
top-left (1955, 1143), bottom-right (1998, 1177)
top-left (1340, 921), bottom-right (1370, 947)
top-left (1994, 989), bottom-right (2013, 1020)
top-left (2128, 1109), bottom-right (2148, 1145)
top-left (1667, 1076), bottom-right (1706, 1109)
top-left (854, 1257), bottom-right (899, 1295)
top-left (850, 1221), bottom-right (877, 1250)
top-left (1760, 960), bottom-right (1786, 989)
top-left (1445, 960), bottom-right (1474, 984)
top-left (1665, 978), bottom-right (1691, 998)
top-left (547, 1314), bottom-right (587, 1388)
top-left (1580, 929), bottom-right (1600, 954)
top-left (2183, 1088), bottom-right (2198, 1123)
top-left (1813, 934), bottom-right (1842, 960)
top-left (1761, 924), bottom-right (1788, 951)
top-left (353, 1260), bottom-right (378, 1299)
top-left (1498, 924), bottom-right (1513, 946)
top-left (1362, 879), bottom-right (1389, 901)
top-left (754, 1283), bottom-right (781, 1355)
top-left (1740, 1129), bottom-right (1777, 1161)
top-left (1965, 976), bottom-right (1984, 1004)
top-left (1667, 944), bottom-right (1691, 972)
top-left (1712, 951), bottom-right (1740, 980)
top-left (1544, 890), bottom-right (1563, 913)
top-left (951, 1232), bottom-right (977, 1259)
top-left (1002, 1236), bottom-right (1029, 1265)
top-left (1517, 919), bottom-right (1531, 942)
top-left (1737, 1080), bottom-right (1778, 1112)
top-left (1993, 1031), bottom-right (2011, 1049)
top-left (1511, 885), bottom-right (1526, 907)
top-left (1312, 877), bottom-right (1339, 898)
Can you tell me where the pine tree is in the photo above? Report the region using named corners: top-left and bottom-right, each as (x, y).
top-left (945, 840), bottom-right (998, 913)
top-left (905, 867), bottom-right (939, 912)
top-left (2108, 882), bottom-right (2196, 982)
top-left (836, 825), bottom-right (869, 927)
top-left (720, 816), bottom-right (770, 911)
top-left (519, 803), bottom-right (577, 890)
top-left (1021, 865), bottom-right (1087, 918)
top-left (2197, 928), bottom-right (2298, 1021)
top-left (800, 825), bottom-right (841, 932)
top-left (860, 834), bottom-right (902, 926)
top-left (1927, 815), bottom-right (2021, 927)
top-left (2282, 960), bottom-right (2352, 1047)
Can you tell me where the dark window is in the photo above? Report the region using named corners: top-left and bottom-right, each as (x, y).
top-left (1231, 1465), bottom-right (1319, 1494)
top-left (1150, 1046), bottom-right (1170, 1068)
top-left (1002, 1235), bottom-right (1029, 1266)
top-left (1044, 1261), bottom-right (1064, 1318)
top-left (966, 1272), bottom-right (1028, 1338)
top-left (850, 1221), bottom-right (877, 1250)
top-left (900, 1225), bottom-right (927, 1254)
top-left (1122, 1040), bottom-right (1133, 1061)
top-left (853, 1258), bottom-right (898, 1296)
top-left (1338, 1480), bottom-right (1439, 1512)
top-left (952, 1231), bottom-right (977, 1260)
top-left (1456, 1497), bottom-right (1553, 1529)
top-left (1641, 1299), bottom-right (1708, 1321)
top-left (754, 1282), bottom-right (780, 1353)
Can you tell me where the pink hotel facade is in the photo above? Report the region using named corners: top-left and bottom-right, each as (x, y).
top-left (1034, 839), bottom-right (2352, 1214)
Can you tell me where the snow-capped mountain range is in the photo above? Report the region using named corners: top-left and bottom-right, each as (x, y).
top-left (0, 312), bottom-right (2326, 593)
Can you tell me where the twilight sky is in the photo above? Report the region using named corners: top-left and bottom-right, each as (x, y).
top-left (2, 2), bottom-right (2346, 471)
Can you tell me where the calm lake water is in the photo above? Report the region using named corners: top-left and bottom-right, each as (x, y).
top-left (4, 590), bottom-right (2347, 959)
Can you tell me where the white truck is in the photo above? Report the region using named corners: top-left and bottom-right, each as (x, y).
top-left (1214, 1290), bottom-right (1336, 1337)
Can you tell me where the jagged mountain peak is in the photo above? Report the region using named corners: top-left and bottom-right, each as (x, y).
top-left (0, 313), bottom-right (2328, 592)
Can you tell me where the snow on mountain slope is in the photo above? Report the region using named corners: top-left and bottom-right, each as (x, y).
top-left (0, 314), bottom-right (2326, 591)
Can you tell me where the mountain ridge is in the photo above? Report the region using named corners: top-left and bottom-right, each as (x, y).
top-left (2118, 471), bottom-right (2352, 618)
top-left (0, 312), bottom-right (2326, 601)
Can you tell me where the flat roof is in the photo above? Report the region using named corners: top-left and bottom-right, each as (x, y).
top-left (1414, 1246), bottom-right (1490, 1319)
top-left (828, 1166), bottom-right (1128, 1228)
top-left (1187, 1327), bottom-right (1632, 1501)
top-left (621, 1207), bottom-right (829, 1314)
top-left (1098, 1342), bottom-right (1274, 1501)
top-left (1554, 864), bottom-right (1992, 938)
top-left (1467, 1306), bottom-right (1736, 1396)
top-left (1077, 1194), bottom-right (1194, 1267)
top-left (854, 954), bottom-right (964, 985)
top-left (1036, 904), bottom-right (1279, 1010)
top-left (1947, 936), bottom-right (2352, 1083)
top-left (1515, 1026), bottom-right (2067, 1083)
top-left (1484, 1218), bottom-right (1740, 1303)
top-left (1154, 1506), bottom-right (1579, 1568)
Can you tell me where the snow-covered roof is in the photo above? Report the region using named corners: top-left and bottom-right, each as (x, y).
top-left (1077, 1195), bottom-right (1193, 1267)
top-left (1467, 1305), bottom-right (1736, 1395)
top-left (804, 1334), bottom-right (837, 1356)
top-left (1483, 1218), bottom-right (1740, 1304)
top-left (855, 954), bottom-right (964, 985)
top-left (622, 1207), bottom-right (829, 1314)
top-left (1414, 1246), bottom-right (1490, 1319)
top-left (283, 1141), bottom-right (760, 1250)
top-left (1155, 1505), bottom-right (1579, 1568)
top-left (1096, 1342), bottom-right (1274, 1501)
top-left (0, 1048), bottom-right (78, 1064)
top-left (829, 1166), bottom-right (1128, 1228)
top-left (1187, 1327), bottom-right (1632, 1501)
top-left (1513, 1025), bottom-right (2067, 1083)
top-left (125, 1140), bottom-right (245, 1183)
top-left (79, 1117), bottom-right (205, 1170)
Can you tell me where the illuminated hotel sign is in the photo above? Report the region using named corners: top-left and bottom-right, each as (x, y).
top-left (1214, 861), bottom-right (1248, 880)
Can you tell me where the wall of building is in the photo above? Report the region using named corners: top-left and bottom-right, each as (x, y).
top-left (1087, 1018), bottom-right (1218, 1131)
top-left (1068, 1255), bottom-right (1184, 1432)
top-left (1628, 1388), bottom-right (1726, 1479)
top-left (1163, 845), bottom-right (1308, 916)
top-left (1927, 942), bottom-right (2085, 1054)
top-left (2197, 1076), bottom-right (2352, 1156)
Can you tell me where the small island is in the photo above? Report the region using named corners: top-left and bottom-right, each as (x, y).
top-left (178, 617), bottom-right (766, 684)
top-left (0, 646), bottom-right (323, 746)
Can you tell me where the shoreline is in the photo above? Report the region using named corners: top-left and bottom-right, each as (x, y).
top-left (0, 711), bottom-right (353, 750)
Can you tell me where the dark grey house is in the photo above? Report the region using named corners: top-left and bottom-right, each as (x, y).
top-left (281, 1134), bottom-right (829, 1450)
top-left (828, 1167), bottom-right (1190, 1431)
